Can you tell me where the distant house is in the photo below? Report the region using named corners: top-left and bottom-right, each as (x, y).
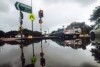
top-left (15, 34), bottom-right (25, 38)
top-left (28, 35), bottom-right (33, 38)
top-left (64, 26), bottom-right (81, 34)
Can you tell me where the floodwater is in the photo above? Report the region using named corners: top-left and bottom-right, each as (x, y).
top-left (0, 38), bottom-right (100, 67)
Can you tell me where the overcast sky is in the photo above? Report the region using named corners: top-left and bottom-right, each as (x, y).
top-left (0, 0), bottom-right (100, 32)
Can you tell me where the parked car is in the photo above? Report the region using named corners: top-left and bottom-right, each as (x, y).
top-left (90, 24), bottom-right (100, 40)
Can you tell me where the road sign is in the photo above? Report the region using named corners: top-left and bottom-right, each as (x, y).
top-left (31, 56), bottom-right (37, 64)
top-left (29, 14), bottom-right (35, 21)
top-left (15, 2), bottom-right (32, 13)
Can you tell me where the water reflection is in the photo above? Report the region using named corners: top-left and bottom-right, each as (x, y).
top-left (91, 38), bottom-right (100, 64)
top-left (51, 37), bottom-right (90, 50)
top-left (0, 39), bottom-right (41, 46)
top-left (17, 40), bottom-right (46, 67)
top-left (20, 42), bottom-right (25, 67)
top-left (18, 40), bottom-right (35, 67)
top-left (1, 37), bottom-right (100, 67)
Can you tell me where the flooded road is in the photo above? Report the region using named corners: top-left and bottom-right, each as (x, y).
top-left (0, 38), bottom-right (100, 67)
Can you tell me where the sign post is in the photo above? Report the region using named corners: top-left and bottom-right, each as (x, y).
top-left (15, 2), bottom-right (32, 39)
top-left (19, 11), bottom-right (23, 39)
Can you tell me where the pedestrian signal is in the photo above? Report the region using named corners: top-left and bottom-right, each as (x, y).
top-left (29, 14), bottom-right (35, 21)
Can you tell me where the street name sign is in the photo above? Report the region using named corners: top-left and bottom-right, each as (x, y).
top-left (15, 2), bottom-right (32, 13)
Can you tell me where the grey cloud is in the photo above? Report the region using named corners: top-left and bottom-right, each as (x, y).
top-left (7, 0), bottom-right (16, 4)
top-left (0, 0), bottom-right (10, 12)
top-left (0, 0), bottom-right (16, 13)
top-left (0, 63), bottom-right (12, 67)
top-left (43, 0), bottom-right (97, 6)
top-left (80, 63), bottom-right (98, 67)
top-left (75, 0), bottom-right (97, 6)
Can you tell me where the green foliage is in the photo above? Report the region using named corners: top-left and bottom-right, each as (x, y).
top-left (0, 28), bottom-right (42, 38)
top-left (90, 6), bottom-right (100, 23)
top-left (50, 22), bottom-right (93, 36)
top-left (0, 31), bottom-right (5, 38)
top-left (66, 22), bottom-right (92, 34)
top-left (22, 28), bottom-right (42, 37)
top-left (5, 31), bottom-right (18, 38)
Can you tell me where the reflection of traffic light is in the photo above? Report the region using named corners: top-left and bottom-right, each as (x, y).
top-left (40, 52), bottom-right (44, 57)
top-left (40, 41), bottom-right (46, 67)
top-left (40, 57), bottom-right (45, 66)
top-left (39, 10), bottom-right (43, 18)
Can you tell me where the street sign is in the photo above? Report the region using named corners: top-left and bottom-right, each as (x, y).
top-left (31, 56), bottom-right (37, 64)
top-left (15, 2), bottom-right (32, 13)
top-left (29, 14), bottom-right (35, 21)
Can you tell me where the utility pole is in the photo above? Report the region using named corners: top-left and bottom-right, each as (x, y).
top-left (30, 1), bottom-right (37, 66)
top-left (31, 0), bottom-right (35, 57)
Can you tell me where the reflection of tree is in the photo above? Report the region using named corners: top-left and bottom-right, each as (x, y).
top-left (0, 39), bottom-right (41, 47)
top-left (91, 43), bottom-right (100, 63)
top-left (81, 38), bottom-right (90, 50)
top-left (52, 38), bottom-right (90, 50)
top-left (0, 41), bottom-right (5, 46)
top-left (51, 39), bottom-right (64, 46)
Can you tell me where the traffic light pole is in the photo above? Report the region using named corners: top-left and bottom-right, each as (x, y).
top-left (40, 23), bottom-right (42, 34)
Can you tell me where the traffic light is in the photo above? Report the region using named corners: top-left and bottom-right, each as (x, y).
top-left (38, 10), bottom-right (43, 18)
top-left (39, 19), bottom-right (43, 24)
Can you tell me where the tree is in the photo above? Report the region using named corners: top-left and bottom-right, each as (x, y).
top-left (22, 28), bottom-right (42, 37)
top-left (90, 6), bottom-right (100, 24)
top-left (66, 22), bottom-right (92, 34)
top-left (5, 31), bottom-right (18, 38)
top-left (3, 28), bottom-right (42, 38)
top-left (0, 30), bottom-right (5, 38)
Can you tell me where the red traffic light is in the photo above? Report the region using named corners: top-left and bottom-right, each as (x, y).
top-left (38, 10), bottom-right (43, 18)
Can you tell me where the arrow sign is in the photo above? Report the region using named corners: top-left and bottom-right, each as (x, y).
top-left (29, 14), bottom-right (35, 21)
top-left (15, 2), bottom-right (32, 13)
